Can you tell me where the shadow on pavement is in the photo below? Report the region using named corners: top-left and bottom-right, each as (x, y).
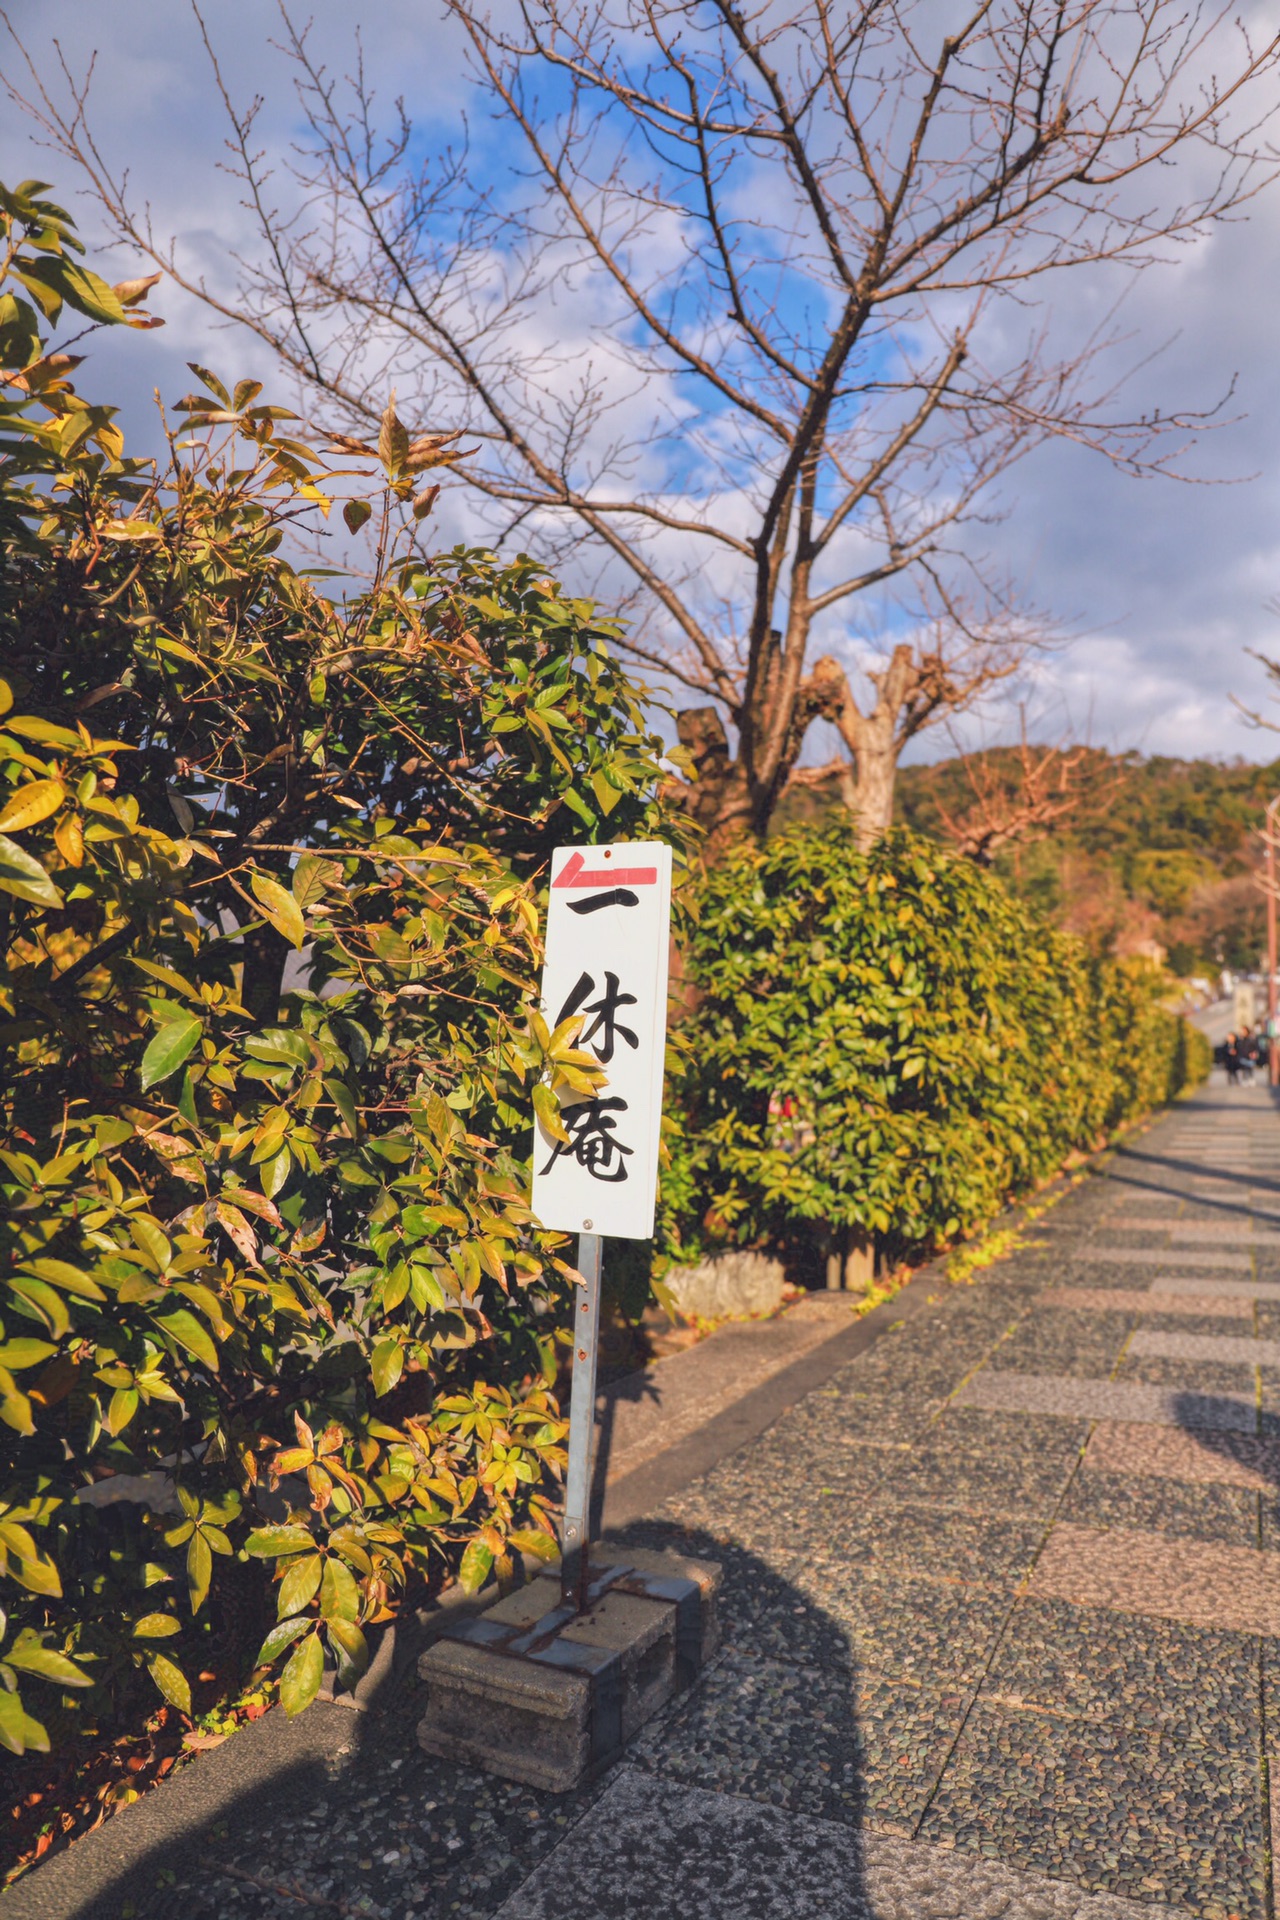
top-left (10, 1526), bottom-right (869, 1920)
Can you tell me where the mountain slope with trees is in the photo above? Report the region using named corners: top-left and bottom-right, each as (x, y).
top-left (896, 748), bottom-right (1279, 973)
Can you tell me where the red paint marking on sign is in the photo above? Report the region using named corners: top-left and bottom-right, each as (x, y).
top-left (553, 851), bottom-right (657, 889)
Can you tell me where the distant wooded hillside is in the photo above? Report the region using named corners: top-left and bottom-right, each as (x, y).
top-left (781, 749), bottom-right (1280, 975)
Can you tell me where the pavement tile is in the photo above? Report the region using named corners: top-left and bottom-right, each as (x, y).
top-left (1130, 1327), bottom-right (1280, 1365)
top-left (1175, 1223), bottom-right (1280, 1244)
top-left (1139, 1308), bottom-right (1260, 1338)
top-left (770, 1386), bottom-right (942, 1450)
top-left (839, 1499), bottom-right (1048, 1590)
top-left (710, 1553), bottom-right (1010, 1684)
top-left (1042, 1262), bottom-right (1192, 1292)
top-left (661, 1477), bottom-right (1047, 1592)
top-left (1036, 1285), bottom-right (1253, 1319)
top-left (1031, 1520), bottom-right (1280, 1633)
top-left (1060, 1467), bottom-right (1258, 1543)
top-left (187, 1717), bottom-right (605, 1920)
top-left (1070, 1244), bottom-right (1254, 1269)
top-left (1090, 1420), bottom-right (1280, 1489)
top-left (879, 1411), bottom-right (1088, 1517)
top-left (1113, 1352), bottom-right (1263, 1396)
top-left (982, 1594), bottom-right (1260, 1740)
top-left (920, 1701), bottom-right (1267, 1919)
top-left (631, 1649), bottom-right (961, 1833)
top-left (1116, 1219), bottom-right (1280, 1242)
top-left (491, 1768), bottom-right (1186, 1920)
top-left (955, 1368), bottom-right (1258, 1431)
top-left (1149, 1273), bottom-right (1280, 1301)
top-left (834, 1342), bottom-right (1002, 1404)
top-left (984, 1318), bottom-right (1134, 1379)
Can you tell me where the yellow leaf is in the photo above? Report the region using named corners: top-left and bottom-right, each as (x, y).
top-left (0, 779), bottom-right (65, 834)
top-left (53, 812), bottom-right (84, 866)
top-left (250, 873), bottom-right (306, 949)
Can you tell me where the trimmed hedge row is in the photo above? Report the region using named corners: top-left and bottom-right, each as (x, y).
top-left (657, 825), bottom-right (1210, 1269)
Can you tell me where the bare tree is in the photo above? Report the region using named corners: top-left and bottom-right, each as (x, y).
top-left (11, 0), bottom-right (1279, 846)
top-left (930, 729), bottom-right (1124, 865)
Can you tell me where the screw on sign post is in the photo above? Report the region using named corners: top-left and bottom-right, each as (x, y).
top-left (531, 843), bottom-right (672, 1609)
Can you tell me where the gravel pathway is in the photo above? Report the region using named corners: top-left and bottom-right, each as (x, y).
top-left (17, 1078), bottom-right (1279, 1920)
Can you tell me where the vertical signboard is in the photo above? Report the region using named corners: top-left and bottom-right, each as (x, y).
top-left (531, 842), bottom-right (672, 1240)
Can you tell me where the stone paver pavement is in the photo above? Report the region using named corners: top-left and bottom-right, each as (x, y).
top-left (13, 1080), bottom-right (1280, 1919)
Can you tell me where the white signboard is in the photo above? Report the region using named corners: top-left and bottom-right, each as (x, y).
top-left (531, 842), bottom-right (672, 1239)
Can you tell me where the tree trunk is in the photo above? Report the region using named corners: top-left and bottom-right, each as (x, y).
top-left (844, 725), bottom-right (899, 852)
top-left (673, 643), bottom-right (924, 854)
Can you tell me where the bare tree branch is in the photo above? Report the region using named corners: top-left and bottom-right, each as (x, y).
top-left (9, 0), bottom-right (1277, 845)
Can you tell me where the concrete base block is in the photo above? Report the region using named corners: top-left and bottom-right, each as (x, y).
top-left (417, 1549), bottom-right (720, 1792)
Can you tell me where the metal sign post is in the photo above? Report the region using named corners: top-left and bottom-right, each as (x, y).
top-left (531, 843), bottom-right (672, 1610)
top-left (559, 1230), bottom-right (602, 1610)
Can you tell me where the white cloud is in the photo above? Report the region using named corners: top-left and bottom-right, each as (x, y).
top-left (4, 1), bottom-right (1280, 761)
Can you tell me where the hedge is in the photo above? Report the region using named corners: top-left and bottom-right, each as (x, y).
top-left (657, 824), bottom-right (1210, 1269)
top-left (0, 180), bottom-right (685, 1765)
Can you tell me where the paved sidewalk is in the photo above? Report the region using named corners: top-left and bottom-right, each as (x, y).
top-left (12, 1080), bottom-right (1280, 1919)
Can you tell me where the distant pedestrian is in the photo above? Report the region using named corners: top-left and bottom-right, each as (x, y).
top-left (1224, 1031), bottom-right (1243, 1084)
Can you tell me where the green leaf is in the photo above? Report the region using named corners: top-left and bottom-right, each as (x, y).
top-left (255, 1615), bottom-right (313, 1667)
top-left (187, 1530), bottom-right (213, 1613)
top-left (0, 832), bottom-right (62, 907)
top-left (132, 1613), bottom-right (182, 1639)
top-left (12, 264), bottom-right (63, 321)
top-left (0, 1339), bottom-right (57, 1372)
top-left (559, 786), bottom-right (595, 827)
top-left (8, 1277), bottom-right (70, 1338)
top-left (251, 872), bottom-right (306, 949)
top-left (178, 1068), bottom-right (200, 1126)
top-left (245, 1029), bottom-right (312, 1068)
top-left (244, 1524), bottom-right (316, 1559)
top-left (324, 1616), bottom-right (368, 1685)
top-left (147, 1652), bottom-right (192, 1715)
top-left (19, 255), bottom-right (125, 324)
top-left (370, 1338), bottom-right (403, 1398)
top-left (532, 1081), bottom-right (569, 1145)
top-left (458, 1538), bottom-right (494, 1596)
top-left (279, 1630), bottom-right (324, 1715)
top-left (28, 1258), bottom-right (106, 1301)
top-left (588, 768), bottom-right (624, 817)
top-left (106, 1388), bottom-right (139, 1436)
top-left (261, 1145), bottom-right (292, 1199)
top-left (342, 498), bottom-right (372, 534)
top-left (0, 1374), bottom-right (35, 1438)
top-left (322, 1076), bottom-right (360, 1139)
top-left (6, 1635), bottom-right (93, 1687)
top-left (140, 1013), bottom-right (203, 1089)
top-left (0, 1687), bottom-right (49, 1756)
top-left (277, 1551), bottom-right (323, 1619)
top-left (156, 1308), bottom-right (219, 1372)
top-left (188, 363), bottom-right (231, 406)
top-left (292, 852), bottom-right (337, 910)
top-left (507, 1528), bottom-right (559, 1564)
top-left (319, 1555), bottom-right (360, 1624)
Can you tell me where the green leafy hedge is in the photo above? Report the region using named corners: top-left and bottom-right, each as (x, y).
top-left (0, 180), bottom-right (685, 1763)
top-left (658, 825), bottom-right (1210, 1267)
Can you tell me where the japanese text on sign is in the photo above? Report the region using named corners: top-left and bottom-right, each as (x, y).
top-left (531, 843), bottom-right (672, 1239)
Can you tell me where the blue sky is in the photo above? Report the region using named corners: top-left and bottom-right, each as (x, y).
top-left (5, 0), bottom-right (1280, 765)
